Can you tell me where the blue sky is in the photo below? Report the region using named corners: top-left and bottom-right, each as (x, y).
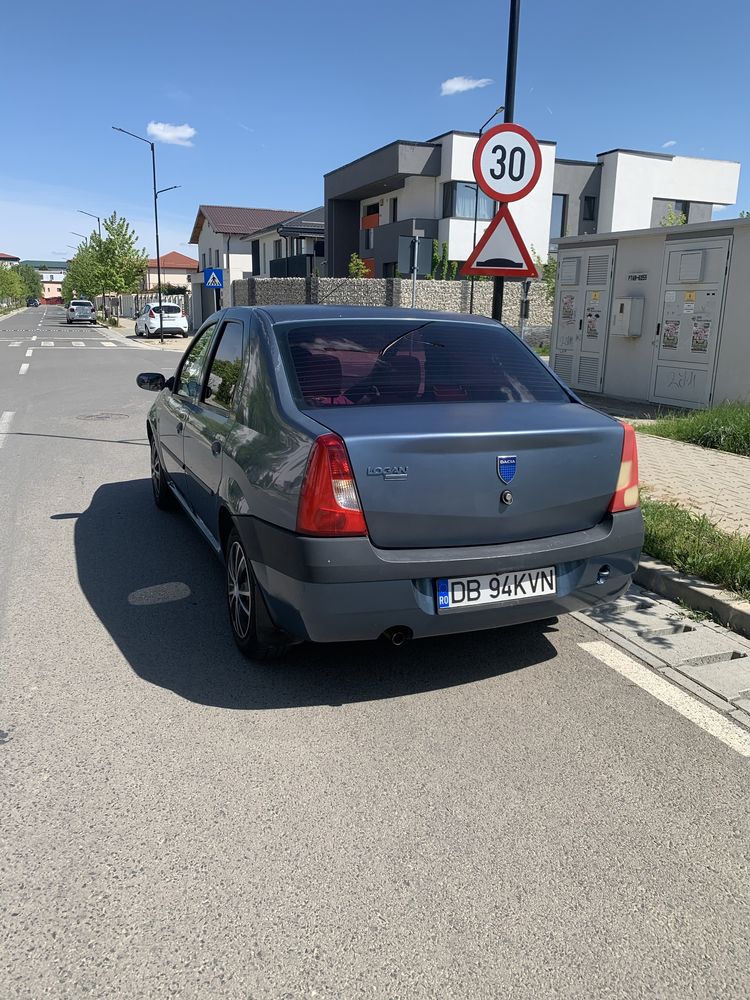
top-left (3, 0), bottom-right (749, 260)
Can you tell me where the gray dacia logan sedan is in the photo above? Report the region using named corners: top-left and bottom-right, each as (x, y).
top-left (137, 305), bottom-right (643, 659)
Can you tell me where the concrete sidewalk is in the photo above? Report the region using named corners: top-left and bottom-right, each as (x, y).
top-left (637, 433), bottom-right (750, 536)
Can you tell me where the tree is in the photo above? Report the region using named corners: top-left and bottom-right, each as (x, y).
top-left (11, 263), bottom-right (43, 300)
top-left (439, 241), bottom-right (449, 280)
top-left (531, 248), bottom-right (557, 304)
top-left (62, 242), bottom-right (99, 302)
top-left (430, 239), bottom-right (440, 278)
top-left (92, 212), bottom-right (148, 295)
top-left (739, 210), bottom-right (750, 218)
top-left (660, 202), bottom-right (687, 227)
top-left (0, 267), bottom-right (25, 305)
top-left (348, 252), bottom-right (369, 278)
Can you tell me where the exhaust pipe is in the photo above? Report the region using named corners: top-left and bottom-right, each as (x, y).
top-left (381, 626), bottom-right (413, 647)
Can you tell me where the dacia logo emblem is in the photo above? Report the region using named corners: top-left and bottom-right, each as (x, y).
top-left (497, 456), bottom-right (517, 484)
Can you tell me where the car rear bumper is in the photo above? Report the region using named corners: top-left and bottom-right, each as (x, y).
top-left (236, 509), bottom-right (644, 643)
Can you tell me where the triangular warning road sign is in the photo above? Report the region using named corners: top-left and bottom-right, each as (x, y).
top-left (461, 204), bottom-right (538, 278)
top-left (205, 272), bottom-right (221, 287)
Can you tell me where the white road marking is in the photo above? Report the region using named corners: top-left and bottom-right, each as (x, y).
top-left (25, 349), bottom-right (33, 357)
top-left (581, 640), bottom-right (750, 757)
top-left (72, 341), bottom-right (85, 347)
top-left (101, 341), bottom-right (115, 347)
top-left (0, 411), bottom-right (14, 448)
top-left (41, 341), bottom-right (53, 347)
top-left (18, 363), bottom-right (29, 375)
top-left (10, 342), bottom-right (21, 347)
top-left (31, 335), bottom-right (37, 341)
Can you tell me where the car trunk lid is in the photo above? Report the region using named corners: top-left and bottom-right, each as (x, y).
top-left (309, 402), bottom-right (623, 548)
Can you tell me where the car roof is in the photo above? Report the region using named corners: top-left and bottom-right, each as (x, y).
top-left (224, 304), bottom-right (502, 327)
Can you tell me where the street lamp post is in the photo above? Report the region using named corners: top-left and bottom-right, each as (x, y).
top-left (469, 106), bottom-right (504, 315)
top-left (78, 209), bottom-right (105, 323)
top-left (112, 126), bottom-right (178, 345)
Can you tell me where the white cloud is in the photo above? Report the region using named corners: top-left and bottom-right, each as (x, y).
top-left (713, 204), bottom-right (737, 214)
top-left (661, 139), bottom-right (677, 148)
top-left (238, 122), bottom-right (255, 132)
top-left (146, 121), bottom-right (196, 147)
top-left (440, 76), bottom-right (493, 96)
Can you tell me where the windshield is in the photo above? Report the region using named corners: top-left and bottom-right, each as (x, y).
top-left (278, 321), bottom-right (569, 407)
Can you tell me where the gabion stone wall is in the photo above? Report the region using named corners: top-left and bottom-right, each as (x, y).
top-left (230, 276), bottom-right (553, 332)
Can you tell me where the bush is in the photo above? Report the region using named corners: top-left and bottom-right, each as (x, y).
top-left (637, 403), bottom-right (750, 457)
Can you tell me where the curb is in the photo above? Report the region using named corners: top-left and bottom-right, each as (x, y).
top-left (635, 555), bottom-right (750, 640)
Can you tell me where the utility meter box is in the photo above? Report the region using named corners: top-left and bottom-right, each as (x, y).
top-left (611, 296), bottom-right (644, 338)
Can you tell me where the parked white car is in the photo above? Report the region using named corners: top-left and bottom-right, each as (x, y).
top-left (67, 300), bottom-right (97, 324)
top-left (134, 302), bottom-right (189, 338)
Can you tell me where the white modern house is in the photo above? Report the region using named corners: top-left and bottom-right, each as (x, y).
top-left (324, 132), bottom-right (740, 277)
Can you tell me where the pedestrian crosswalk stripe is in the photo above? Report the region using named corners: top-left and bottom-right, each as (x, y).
top-left (72, 341), bottom-right (85, 347)
top-left (101, 341), bottom-right (115, 347)
top-left (42, 341), bottom-right (53, 347)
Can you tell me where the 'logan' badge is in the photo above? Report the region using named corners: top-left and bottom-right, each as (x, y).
top-left (497, 456), bottom-right (517, 484)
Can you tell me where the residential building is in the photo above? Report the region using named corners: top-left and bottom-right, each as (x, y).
top-left (0, 252), bottom-right (21, 267)
top-left (251, 207), bottom-right (325, 277)
top-left (324, 132), bottom-right (740, 277)
top-left (142, 250), bottom-right (199, 290)
top-left (21, 260), bottom-right (69, 303)
top-left (188, 204), bottom-right (301, 325)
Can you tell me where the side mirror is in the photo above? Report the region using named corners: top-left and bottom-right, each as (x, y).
top-left (136, 372), bottom-right (166, 392)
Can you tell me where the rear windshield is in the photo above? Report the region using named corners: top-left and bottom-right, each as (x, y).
top-left (279, 320), bottom-right (568, 407)
top-left (155, 304), bottom-right (181, 314)
top-left (71, 300), bottom-right (92, 307)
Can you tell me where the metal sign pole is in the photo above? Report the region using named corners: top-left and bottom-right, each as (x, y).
top-left (411, 235), bottom-right (419, 308)
top-left (493, 0), bottom-right (522, 325)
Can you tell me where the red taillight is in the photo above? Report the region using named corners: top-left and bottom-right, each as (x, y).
top-left (608, 421), bottom-right (639, 513)
top-left (180, 308), bottom-right (185, 317)
top-left (296, 433), bottom-right (367, 537)
top-left (148, 308), bottom-right (156, 319)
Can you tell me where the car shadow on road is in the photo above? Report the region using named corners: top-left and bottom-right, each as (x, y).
top-left (67, 479), bottom-right (559, 710)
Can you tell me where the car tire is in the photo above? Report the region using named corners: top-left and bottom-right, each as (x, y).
top-left (150, 436), bottom-right (176, 511)
top-left (225, 528), bottom-right (291, 661)
top-left (66, 318), bottom-right (71, 324)
top-left (181, 332), bottom-right (189, 338)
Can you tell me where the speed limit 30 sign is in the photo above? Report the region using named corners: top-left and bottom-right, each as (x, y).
top-left (472, 123), bottom-right (542, 202)
top-left (462, 123), bottom-right (542, 279)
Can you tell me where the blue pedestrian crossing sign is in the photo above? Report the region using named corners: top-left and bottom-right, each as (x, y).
top-left (204, 267), bottom-right (223, 289)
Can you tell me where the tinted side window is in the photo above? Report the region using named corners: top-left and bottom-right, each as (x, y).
top-left (176, 323), bottom-right (216, 399)
top-left (204, 321), bottom-right (245, 411)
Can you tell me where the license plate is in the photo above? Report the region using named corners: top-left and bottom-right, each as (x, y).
top-left (436, 567), bottom-right (556, 612)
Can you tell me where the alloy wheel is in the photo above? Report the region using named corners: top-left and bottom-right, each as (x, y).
top-left (227, 540), bottom-right (253, 639)
top-left (150, 442), bottom-right (161, 499)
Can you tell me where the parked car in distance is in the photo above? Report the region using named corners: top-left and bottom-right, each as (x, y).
top-left (67, 300), bottom-right (96, 324)
top-left (134, 302), bottom-right (189, 338)
top-left (26, 297), bottom-right (40, 307)
top-left (136, 306), bottom-right (643, 660)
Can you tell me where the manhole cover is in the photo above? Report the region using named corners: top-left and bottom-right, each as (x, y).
top-left (77, 412), bottom-right (130, 421)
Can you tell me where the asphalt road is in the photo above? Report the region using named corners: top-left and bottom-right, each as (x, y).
top-left (1, 306), bottom-right (749, 999)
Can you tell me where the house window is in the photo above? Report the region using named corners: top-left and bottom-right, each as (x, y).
top-left (366, 203), bottom-right (379, 217)
top-left (390, 198), bottom-right (398, 223)
top-left (273, 239), bottom-right (283, 259)
top-left (442, 182), bottom-right (495, 220)
top-left (215, 248), bottom-right (221, 267)
top-left (582, 196), bottom-right (597, 223)
top-left (365, 228), bottom-right (374, 250)
top-left (550, 194), bottom-right (568, 240)
top-left (201, 252), bottom-right (206, 269)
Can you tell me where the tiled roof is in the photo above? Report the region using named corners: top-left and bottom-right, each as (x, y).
top-left (254, 206), bottom-right (325, 238)
top-left (146, 250), bottom-right (199, 270)
top-left (0, 252), bottom-right (20, 261)
top-left (189, 205), bottom-right (301, 243)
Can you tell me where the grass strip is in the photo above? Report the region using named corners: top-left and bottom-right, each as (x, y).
top-left (637, 402), bottom-right (750, 457)
top-left (641, 496), bottom-right (750, 600)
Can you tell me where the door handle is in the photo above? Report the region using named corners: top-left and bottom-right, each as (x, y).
top-left (176, 421), bottom-right (183, 434)
top-left (211, 440), bottom-right (222, 456)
